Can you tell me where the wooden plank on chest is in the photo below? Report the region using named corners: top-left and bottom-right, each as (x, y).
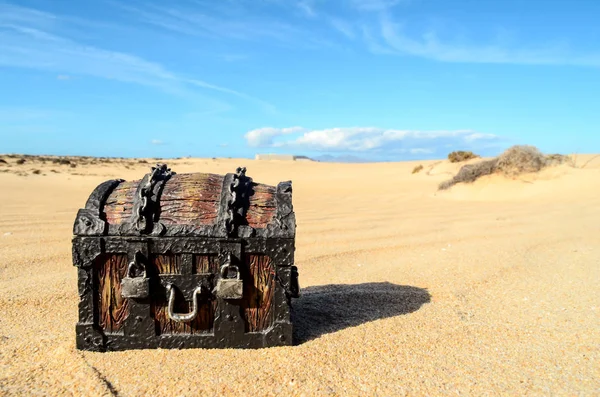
top-left (95, 254), bottom-right (130, 333)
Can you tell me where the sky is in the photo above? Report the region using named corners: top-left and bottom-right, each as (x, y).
top-left (1, 0), bottom-right (599, 161)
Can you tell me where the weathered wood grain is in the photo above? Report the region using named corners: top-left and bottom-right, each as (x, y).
top-left (246, 184), bottom-right (277, 229)
top-left (194, 254), bottom-right (219, 274)
top-left (242, 255), bottom-right (275, 332)
top-left (95, 254), bottom-right (129, 333)
top-left (154, 254), bottom-right (181, 274)
top-left (101, 173), bottom-right (279, 230)
top-left (159, 173), bottom-right (223, 226)
top-left (103, 180), bottom-right (140, 224)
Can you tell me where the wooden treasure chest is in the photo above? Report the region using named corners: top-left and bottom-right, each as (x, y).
top-left (72, 164), bottom-right (299, 351)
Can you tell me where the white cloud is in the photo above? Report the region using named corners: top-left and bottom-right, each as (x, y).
top-left (464, 132), bottom-right (497, 142)
top-left (244, 126), bottom-right (499, 153)
top-left (410, 148), bottom-right (434, 154)
top-left (150, 139), bottom-right (165, 145)
top-left (245, 126), bottom-right (305, 147)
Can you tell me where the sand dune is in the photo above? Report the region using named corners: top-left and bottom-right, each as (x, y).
top-left (0, 155), bottom-right (599, 395)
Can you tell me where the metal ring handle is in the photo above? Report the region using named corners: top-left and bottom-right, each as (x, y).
top-left (166, 284), bottom-right (203, 322)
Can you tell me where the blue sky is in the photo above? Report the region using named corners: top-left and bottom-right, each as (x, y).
top-left (1, 0), bottom-right (599, 161)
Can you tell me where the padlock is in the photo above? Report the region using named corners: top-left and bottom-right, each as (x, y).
top-left (214, 263), bottom-right (243, 300)
top-left (121, 261), bottom-right (150, 299)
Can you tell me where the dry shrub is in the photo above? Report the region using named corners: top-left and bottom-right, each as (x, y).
top-left (0, 159), bottom-right (7, 164)
top-left (438, 159), bottom-right (498, 190)
top-left (546, 153), bottom-right (574, 167)
top-left (32, 169), bottom-right (41, 175)
top-left (70, 163), bottom-right (77, 168)
top-left (448, 150), bottom-right (479, 163)
top-left (495, 145), bottom-right (547, 176)
top-left (16, 158), bottom-right (26, 165)
top-left (53, 158), bottom-right (71, 165)
top-left (439, 145), bottom-right (573, 190)
top-left (412, 164), bottom-right (424, 174)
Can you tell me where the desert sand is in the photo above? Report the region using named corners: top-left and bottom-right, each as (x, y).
top-left (0, 155), bottom-right (599, 396)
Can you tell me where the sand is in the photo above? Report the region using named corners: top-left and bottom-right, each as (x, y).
top-left (0, 155), bottom-right (599, 396)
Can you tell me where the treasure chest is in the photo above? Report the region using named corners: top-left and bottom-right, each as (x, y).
top-left (72, 164), bottom-right (299, 351)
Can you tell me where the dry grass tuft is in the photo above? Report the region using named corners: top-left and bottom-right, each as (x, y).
top-left (16, 158), bottom-right (26, 165)
top-left (412, 164), bottom-right (424, 174)
top-left (439, 145), bottom-right (575, 190)
top-left (448, 150), bottom-right (479, 163)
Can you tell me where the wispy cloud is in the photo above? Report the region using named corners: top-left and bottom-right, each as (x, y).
top-left (110, 1), bottom-right (332, 50)
top-left (0, 2), bottom-right (276, 112)
top-left (0, 106), bottom-right (70, 134)
top-left (150, 139), bottom-right (165, 145)
top-left (245, 126), bottom-right (499, 154)
top-left (296, 0), bottom-right (317, 18)
top-left (351, 0), bottom-right (406, 11)
top-left (330, 18), bottom-right (355, 39)
top-left (0, 107), bottom-right (57, 122)
top-left (377, 15), bottom-right (600, 67)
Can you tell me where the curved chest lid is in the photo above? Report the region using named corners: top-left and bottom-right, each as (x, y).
top-left (73, 164), bottom-right (295, 239)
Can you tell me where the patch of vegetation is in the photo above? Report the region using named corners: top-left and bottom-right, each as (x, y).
top-left (412, 164), bottom-right (424, 174)
top-left (439, 145), bottom-right (574, 190)
top-left (53, 158), bottom-right (71, 165)
top-left (16, 158), bottom-right (26, 165)
top-left (448, 150), bottom-right (480, 163)
top-left (545, 153), bottom-right (574, 167)
top-left (439, 159), bottom-right (498, 190)
top-left (32, 169), bottom-right (42, 175)
top-left (494, 145), bottom-right (547, 176)
top-left (0, 159), bottom-right (7, 164)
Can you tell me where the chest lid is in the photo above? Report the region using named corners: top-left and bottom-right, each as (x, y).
top-left (73, 164), bottom-right (295, 238)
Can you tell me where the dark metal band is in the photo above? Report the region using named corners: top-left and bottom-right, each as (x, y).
top-left (221, 166), bottom-right (253, 238)
top-left (121, 164), bottom-right (174, 235)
